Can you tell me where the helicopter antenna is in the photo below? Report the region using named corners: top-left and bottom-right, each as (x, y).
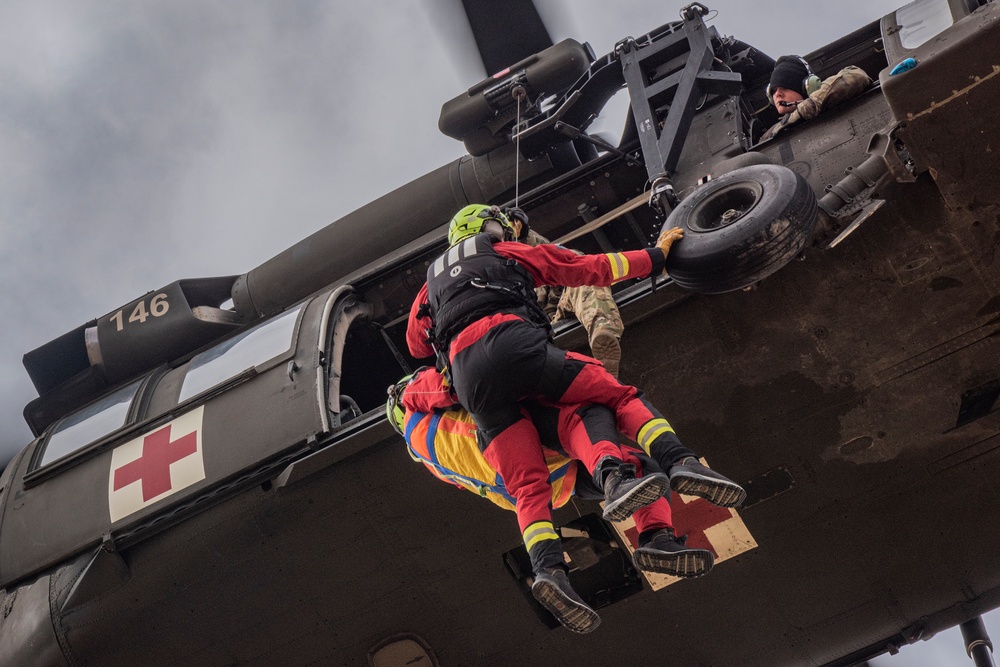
top-left (511, 84), bottom-right (527, 207)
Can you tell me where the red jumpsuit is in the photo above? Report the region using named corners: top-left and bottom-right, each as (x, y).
top-left (406, 238), bottom-right (694, 572)
top-left (400, 369), bottom-right (675, 542)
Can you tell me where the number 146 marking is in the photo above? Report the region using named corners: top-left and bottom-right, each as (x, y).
top-left (109, 293), bottom-right (170, 332)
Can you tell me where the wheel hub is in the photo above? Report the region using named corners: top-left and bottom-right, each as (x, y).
top-left (721, 208), bottom-right (744, 224)
top-left (687, 181), bottom-right (762, 232)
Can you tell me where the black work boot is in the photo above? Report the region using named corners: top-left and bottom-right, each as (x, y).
top-left (596, 457), bottom-right (670, 523)
top-left (634, 528), bottom-right (714, 578)
top-left (531, 567), bottom-right (601, 634)
top-left (669, 457), bottom-right (746, 508)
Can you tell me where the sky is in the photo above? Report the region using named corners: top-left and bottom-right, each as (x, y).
top-left (0, 1), bottom-right (995, 664)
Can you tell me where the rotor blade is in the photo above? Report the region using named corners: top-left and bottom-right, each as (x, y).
top-left (461, 0), bottom-right (554, 75)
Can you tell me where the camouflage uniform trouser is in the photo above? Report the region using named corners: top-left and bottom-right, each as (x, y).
top-left (553, 285), bottom-right (624, 340)
top-left (527, 230), bottom-right (625, 374)
top-left (536, 284), bottom-right (625, 377)
top-left (535, 285), bottom-right (624, 341)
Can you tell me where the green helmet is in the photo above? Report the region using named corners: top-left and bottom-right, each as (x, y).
top-left (385, 375), bottom-right (413, 437)
top-left (447, 204), bottom-right (514, 246)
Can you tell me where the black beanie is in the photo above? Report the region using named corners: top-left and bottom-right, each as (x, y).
top-left (769, 56), bottom-right (809, 97)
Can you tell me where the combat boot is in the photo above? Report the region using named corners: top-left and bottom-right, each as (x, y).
top-left (531, 567), bottom-right (601, 634)
top-left (590, 328), bottom-right (621, 378)
top-left (597, 457), bottom-right (670, 522)
top-left (634, 528), bottom-right (714, 578)
top-left (669, 456), bottom-right (746, 508)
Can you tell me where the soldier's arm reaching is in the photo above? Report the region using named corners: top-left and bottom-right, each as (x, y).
top-left (761, 66), bottom-right (872, 141)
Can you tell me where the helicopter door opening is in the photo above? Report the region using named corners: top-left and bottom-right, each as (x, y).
top-left (321, 288), bottom-right (409, 430)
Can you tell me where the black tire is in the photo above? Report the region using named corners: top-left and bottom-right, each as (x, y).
top-left (663, 164), bottom-right (818, 293)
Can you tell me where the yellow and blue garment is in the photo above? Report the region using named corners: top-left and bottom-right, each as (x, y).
top-left (403, 407), bottom-right (577, 511)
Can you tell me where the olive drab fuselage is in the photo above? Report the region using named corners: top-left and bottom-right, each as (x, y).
top-left (5, 1), bottom-right (1000, 664)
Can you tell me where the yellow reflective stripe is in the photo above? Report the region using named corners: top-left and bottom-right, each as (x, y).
top-left (605, 253), bottom-right (625, 281)
top-left (637, 419), bottom-right (675, 454)
top-left (607, 252), bottom-right (623, 282)
top-left (523, 521), bottom-right (559, 551)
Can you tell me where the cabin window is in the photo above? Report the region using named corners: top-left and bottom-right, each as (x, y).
top-left (179, 303), bottom-right (304, 403)
top-left (896, 0), bottom-right (954, 49)
top-left (38, 379), bottom-right (142, 468)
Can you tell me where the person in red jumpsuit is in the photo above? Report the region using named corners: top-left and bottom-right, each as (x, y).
top-left (388, 367), bottom-right (714, 634)
top-left (405, 204), bottom-right (745, 633)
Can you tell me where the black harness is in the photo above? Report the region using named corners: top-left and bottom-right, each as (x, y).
top-left (424, 234), bottom-right (550, 351)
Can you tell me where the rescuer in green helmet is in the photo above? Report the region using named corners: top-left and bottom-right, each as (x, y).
top-left (407, 204), bottom-right (745, 634)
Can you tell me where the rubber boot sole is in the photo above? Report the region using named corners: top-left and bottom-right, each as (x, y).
top-left (670, 470), bottom-right (746, 508)
top-left (634, 546), bottom-right (714, 578)
top-left (602, 473), bottom-right (670, 523)
top-left (531, 579), bottom-right (601, 634)
top-left (590, 330), bottom-right (621, 379)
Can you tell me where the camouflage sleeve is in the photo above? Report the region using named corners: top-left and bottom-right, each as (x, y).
top-left (796, 66), bottom-right (872, 120)
top-left (536, 285), bottom-right (563, 318)
top-left (760, 66), bottom-right (872, 141)
top-left (524, 230), bottom-right (551, 247)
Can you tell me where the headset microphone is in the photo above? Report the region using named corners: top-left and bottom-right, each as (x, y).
top-left (768, 56), bottom-right (822, 107)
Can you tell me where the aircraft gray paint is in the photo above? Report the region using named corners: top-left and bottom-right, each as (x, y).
top-left (2, 1), bottom-right (1000, 665)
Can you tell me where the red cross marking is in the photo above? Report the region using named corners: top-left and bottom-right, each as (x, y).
top-left (113, 425), bottom-right (198, 502)
top-left (671, 495), bottom-right (733, 557)
top-left (622, 495), bottom-right (733, 557)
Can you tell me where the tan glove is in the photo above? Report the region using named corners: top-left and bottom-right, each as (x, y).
top-left (655, 226), bottom-right (684, 259)
top-left (511, 219), bottom-right (524, 240)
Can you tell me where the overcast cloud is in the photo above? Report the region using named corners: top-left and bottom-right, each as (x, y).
top-left (0, 1), bottom-right (994, 664)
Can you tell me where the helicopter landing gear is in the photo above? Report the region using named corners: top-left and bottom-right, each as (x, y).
top-left (662, 163), bottom-right (818, 294)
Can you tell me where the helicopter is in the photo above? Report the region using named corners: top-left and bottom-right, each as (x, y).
top-left (2, 0), bottom-right (1000, 664)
